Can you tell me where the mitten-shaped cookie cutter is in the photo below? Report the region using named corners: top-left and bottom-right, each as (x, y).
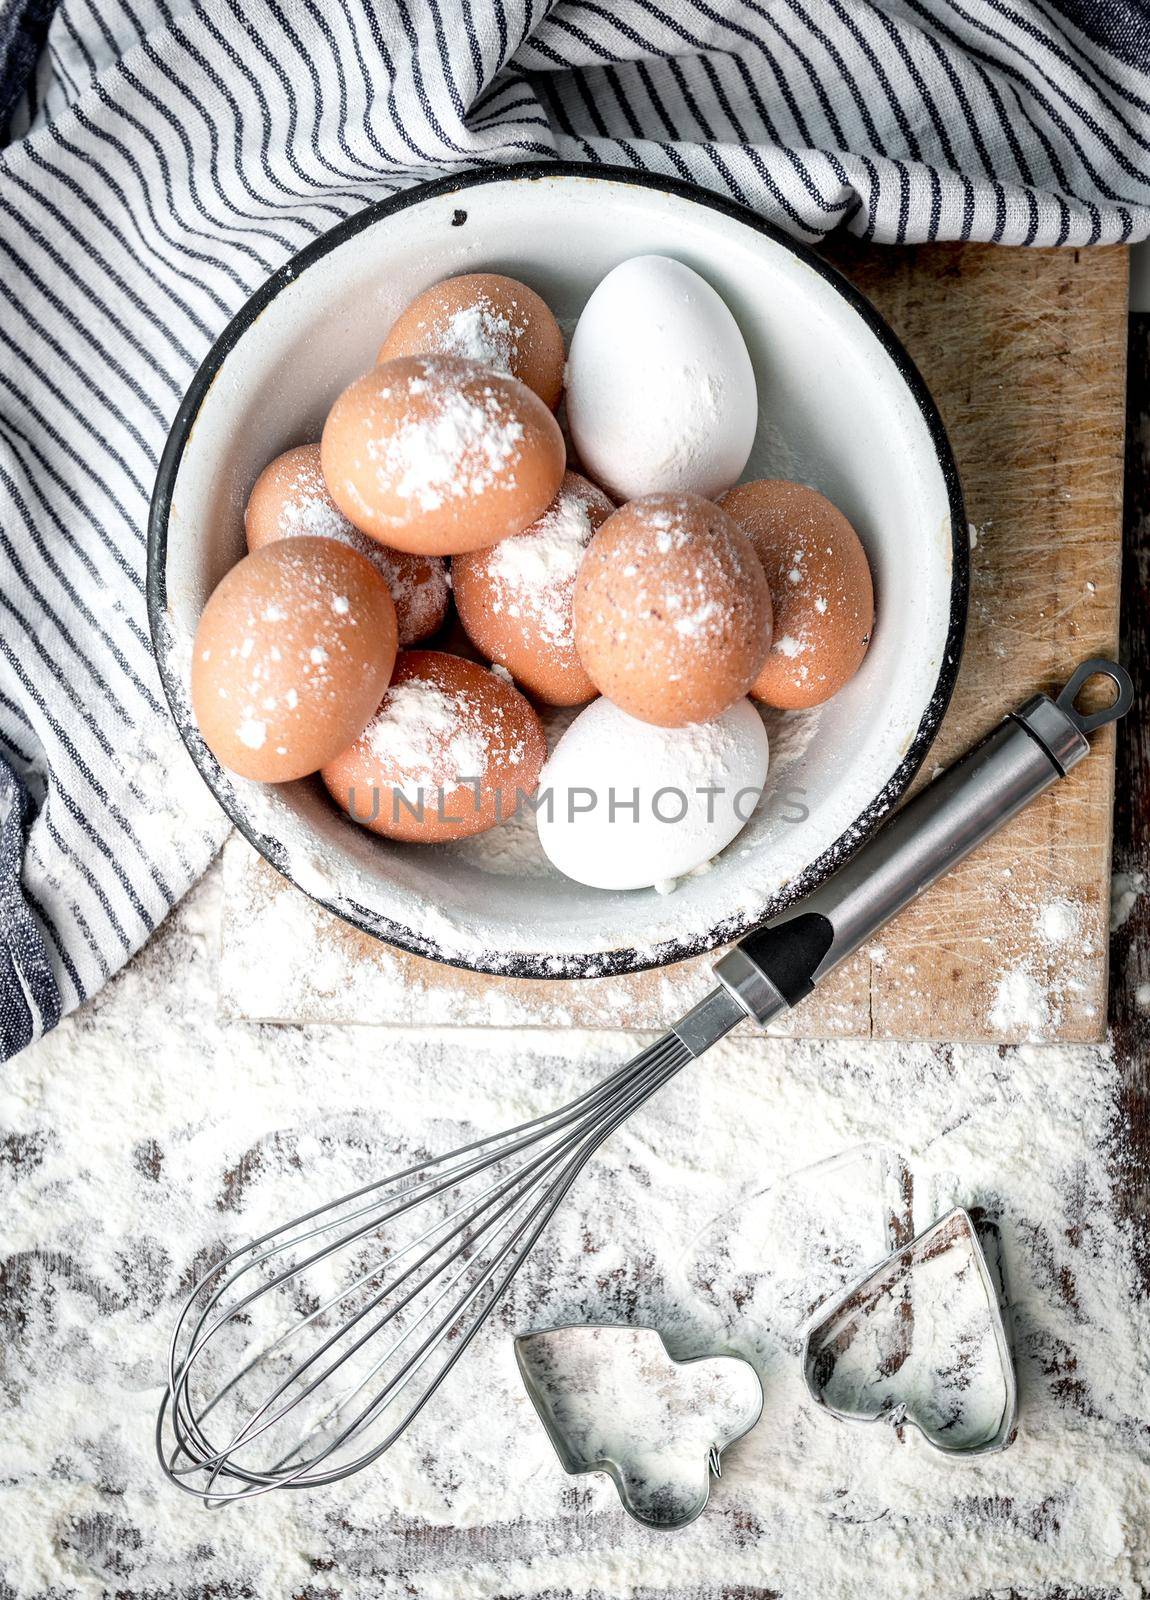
top-left (516, 1323), bottom-right (763, 1529)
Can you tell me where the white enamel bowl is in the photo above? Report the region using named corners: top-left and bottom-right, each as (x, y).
top-left (149, 164), bottom-right (967, 979)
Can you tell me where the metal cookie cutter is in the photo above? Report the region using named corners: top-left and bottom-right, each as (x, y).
top-left (515, 1324), bottom-right (763, 1530)
top-left (802, 1208), bottom-right (1017, 1456)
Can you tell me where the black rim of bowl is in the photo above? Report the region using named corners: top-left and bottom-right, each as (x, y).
top-left (147, 161), bottom-right (969, 981)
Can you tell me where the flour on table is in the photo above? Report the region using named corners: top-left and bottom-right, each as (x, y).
top-left (989, 967), bottom-right (1050, 1034)
top-left (985, 893), bottom-right (1100, 1039)
top-left (1111, 869), bottom-right (1146, 931)
top-left (4, 864), bottom-right (1148, 1598)
top-left (1037, 898), bottom-right (1077, 944)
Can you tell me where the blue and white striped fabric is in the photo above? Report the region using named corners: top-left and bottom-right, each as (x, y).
top-left (0, 0), bottom-right (1147, 1055)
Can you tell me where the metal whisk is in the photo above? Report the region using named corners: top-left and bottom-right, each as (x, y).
top-left (158, 660), bottom-right (1130, 1503)
top-left (158, 1028), bottom-right (695, 1501)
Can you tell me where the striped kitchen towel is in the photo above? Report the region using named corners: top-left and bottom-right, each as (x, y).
top-left (0, 0), bottom-right (1147, 1056)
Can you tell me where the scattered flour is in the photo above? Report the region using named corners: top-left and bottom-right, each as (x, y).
top-left (1037, 898), bottom-right (1077, 944)
top-left (436, 299), bottom-right (521, 373)
top-left (989, 967), bottom-right (1050, 1038)
top-left (3, 863), bottom-right (1149, 1597)
top-left (262, 445), bottom-right (448, 645)
top-left (984, 894), bottom-right (1101, 1040)
top-left (367, 359), bottom-right (526, 512)
top-left (653, 859), bottom-right (716, 897)
top-left (365, 677), bottom-right (487, 795)
top-left (364, 544), bottom-right (449, 645)
top-left (278, 481), bottom-right (351, 542)
top-left (1111, 869), bottom-right (1147, 931)
top-left (4, 870), bottom-right (1145, 1593)
top-left (486, 487), bottom-right (594, 647)
top-left (449, 781), bottom-right (554, 878)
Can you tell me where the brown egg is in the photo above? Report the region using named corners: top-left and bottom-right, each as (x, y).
top-left (378, 273), bottom-right (565, 409)
top-left (720, 480), bottom-right (874, 709)
top-left (573, 493), bottom-right (773, 728)
top-left (244, 444), bottom-right (448, 646)
top-left (322, 650), bottom-right (547, 843)
top-left (192, 537), bottom-right (398, 782)
top-left (321, 355), bottom-right (566, 557)
top-left (452, 472), bottom-right (614, 706)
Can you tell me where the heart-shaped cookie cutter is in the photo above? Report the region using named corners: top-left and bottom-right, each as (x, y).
top-left (801, 1208), bottom-right (1017, 1456)
top-left (515, 1323), bottom-right (763, 1530)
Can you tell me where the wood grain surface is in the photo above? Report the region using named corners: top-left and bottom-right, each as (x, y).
top-left (221, 242), bottom-right (1128, 1043)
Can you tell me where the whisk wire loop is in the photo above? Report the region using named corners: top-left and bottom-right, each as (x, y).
top-left (159, 1032), bottom-right (690, 1502)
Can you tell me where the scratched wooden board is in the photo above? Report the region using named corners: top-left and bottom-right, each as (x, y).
top-left (219, 241), bottom-right (1127, 1043)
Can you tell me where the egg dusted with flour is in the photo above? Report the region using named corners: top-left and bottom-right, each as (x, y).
top-left (192, 537), bottom-right (398, 782)
top-left (378, 273), bottom-right (566, 410)
top-left (721, 479), bottom-right (874, 709)
top-left (321, 355), bottom-right (565, 557)
top-left (565, 255), bottom-right (757, 502)
top-left (322, 651), bottom-right (547, 843)
top-left (538, 696), bottom-right (770, 891)
top-left (573, 493), bottom-right (773, 728)
top-left (244, 444), bottom-right (448, 646)
top-left (453, 471), bottom-right (615, 705)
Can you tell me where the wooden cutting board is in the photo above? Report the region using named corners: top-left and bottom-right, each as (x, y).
top-left (219, 240), bottom-right (1128, 1044)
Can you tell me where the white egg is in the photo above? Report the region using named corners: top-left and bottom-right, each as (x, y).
top-left (565, 255), bottom-right (758, 503)
top-left (536, 696), bottom-right (769, 891)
